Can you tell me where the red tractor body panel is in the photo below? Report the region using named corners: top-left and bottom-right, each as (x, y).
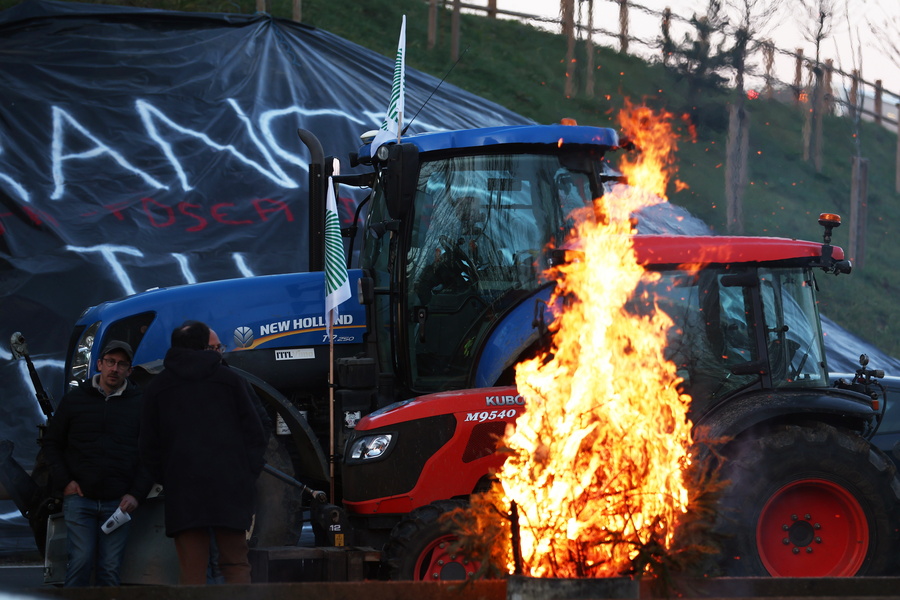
top-left (344, 386), bottom-right (522, 515)
top-left (631, 235), bottom-right (843, 265)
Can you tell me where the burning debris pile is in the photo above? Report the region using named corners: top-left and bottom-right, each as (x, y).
top-left (451, 106), bottom-right (721, 579)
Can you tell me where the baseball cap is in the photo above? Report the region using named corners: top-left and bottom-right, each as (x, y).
top-left (101, 340), bottom-right (134, 362)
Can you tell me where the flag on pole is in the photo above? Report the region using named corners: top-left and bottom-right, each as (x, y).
top-left (369, 15), bottom-right (406, 158)
top-left (324, 175), bottom-right (350, 338)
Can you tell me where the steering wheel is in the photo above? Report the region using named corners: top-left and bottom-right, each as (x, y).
top-left (439, 235), bottom-right (479, 287)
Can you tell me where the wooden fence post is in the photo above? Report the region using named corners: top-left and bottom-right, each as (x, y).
top-left (726, 103), bottom-right (749, 234)
top-left (812, 65), bottom-right (825, 172)
top-left (896, 103), bottom-right (900, 193)
top-left (661, 7), bottom-right (672, 65)
top-left (256, 0), bottom-right (266, 12)
top-left (824, 59), bottom-right (834, 113)
top-left (802, 63), bottom-right (812, 163)
top-left (618, 0), bottom-right (629, 54)
top-left (793, 49), bottom-right (803, 105)
top-left (487, 0), bottom-right (497, 18)
top-left (292, 0), bottom-right (300, 21)
top-left (874, 80), bottom-right (883, 125)
top-left (763, 40), bottom-right (774, 99)
top-left (849, 157), bottom-right (869, 268)
top-left (849, 70), bottom-right (859, 120)
top-left (563, 0), bottom-right (575, 98)
top-left (585, 0), bottom-right (594, 98)
top-left (428, 0), bottom-right (437, 50)
top-left (451, 0), bottom-right (460, 63)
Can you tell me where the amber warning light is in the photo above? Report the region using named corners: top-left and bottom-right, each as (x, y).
top-left (818, 213), bottom-right (841, 228)
top-left (818, 212), bottom-right (842, 245)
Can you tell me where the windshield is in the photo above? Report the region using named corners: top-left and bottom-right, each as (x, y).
top-left (759, 267), bottom-right (827, 386)
top-left (404, 152), bottom-right (601, 392)
top-left (638, 265), bottom-right (826, 407)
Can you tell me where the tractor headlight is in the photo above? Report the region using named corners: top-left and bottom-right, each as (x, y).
top-left (347, 433), bottom-right (394, 462)
top-left (68, 321), bottom-right (100, 389)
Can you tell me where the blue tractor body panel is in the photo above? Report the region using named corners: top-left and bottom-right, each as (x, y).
top-left (74, 270), bottom-right (368, 373)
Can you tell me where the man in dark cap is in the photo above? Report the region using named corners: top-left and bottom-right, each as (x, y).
top-left (140, 320), bottom-right (266, 584)
top-left (42, 340), bottom-right (154, 587)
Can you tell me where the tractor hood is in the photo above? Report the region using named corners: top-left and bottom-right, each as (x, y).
top-left (68, 270), bottom-right (367, 382)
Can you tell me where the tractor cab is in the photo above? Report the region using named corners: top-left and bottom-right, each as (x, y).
top-left (358, 125), bottom-right (621, 396)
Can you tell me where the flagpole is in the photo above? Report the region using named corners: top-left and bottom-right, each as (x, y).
top-left (323, 172), bottom-right (349, 506)
top-left (328, 311), bottom-right (335, 503)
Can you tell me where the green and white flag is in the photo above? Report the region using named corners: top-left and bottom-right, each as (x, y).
top-left (370, 15), bottom-right (406, 158)
top-left (324, 175), bottom-right (350, 337)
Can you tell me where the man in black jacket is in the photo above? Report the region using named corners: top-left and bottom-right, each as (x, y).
top-left (42, 340), bottom-right (154, 587)
top-left (140, 320), bottom-right (266, 584)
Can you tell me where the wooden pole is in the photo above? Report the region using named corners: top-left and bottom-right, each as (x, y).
top-left (802, 63), bottom-right (812, 164)
top-left (763, 40), bottom-right (774, 99)
top-left (428, 0), bottom-right (437, 50)
top-left (849, 70), bottom-right (859, 120)
top-left (585, 0), bottom-right (594, 98)
top-left (896, 103), bottom-right (900, 193)
top-left (661, 7), bottom-right (672, 65)
top-left (256, 0), bottom-right (266, 13)
top-left (292, 0), bottom-right (301, 22)
top-left (487, 0), bottom-right (497, 18)
top-left (618, 0), bottom-right (629, 54)
top-left (849, 157), bottom-right (869, 268)
top-left (874, 79), bottom-right (883, 125)
top-left (812, 65), bottom-right (825, 172)
top-left (726, 103), bottom-right (749, 234)
top-left (563, 0), bottom-right (575, 98)
top-left (451, 0), bottom-right (460, 63)
top-left (793, 49), bottom-right (804, 105)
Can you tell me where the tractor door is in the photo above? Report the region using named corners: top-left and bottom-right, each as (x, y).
top-left (402, 153), bottom-right (599, 394)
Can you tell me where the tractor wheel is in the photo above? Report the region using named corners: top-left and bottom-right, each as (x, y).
top-left (383, 499), bottom-right (479, 581)
top-left (717, 422), bottom-right (900, 576)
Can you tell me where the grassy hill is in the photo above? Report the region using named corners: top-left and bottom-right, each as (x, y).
top-left (4, 0), bottom-right (900, 357)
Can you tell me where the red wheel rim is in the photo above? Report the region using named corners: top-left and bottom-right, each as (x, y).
top-left (413, 534), bottom-right (480, 581)
top-left (756, 478), bottom-right (868, 577)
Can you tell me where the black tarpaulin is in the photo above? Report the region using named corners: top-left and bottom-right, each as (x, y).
top-left (0, 0), bottom-right (532, 479)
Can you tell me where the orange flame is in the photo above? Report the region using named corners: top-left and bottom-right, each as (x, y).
top-left (497, 105), bottom-right (694, 578)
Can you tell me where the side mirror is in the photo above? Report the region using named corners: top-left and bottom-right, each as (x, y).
top-left (376, 143), bottom-right (419, 220)
top-left (357, 277), bottom-right (374, 305)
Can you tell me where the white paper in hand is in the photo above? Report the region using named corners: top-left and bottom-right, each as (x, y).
top-left (101, 507), bottom-right (131, 534)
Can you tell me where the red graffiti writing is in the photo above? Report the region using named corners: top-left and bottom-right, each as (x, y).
top-left (0, 206), bottom-right (60, 235)
top-left (137, 197), bottom-right (294, 232)
top-left (0, 195), bottom-right (364, 238)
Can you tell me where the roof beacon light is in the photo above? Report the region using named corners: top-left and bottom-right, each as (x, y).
top-left (818, 212), bottom-right (841, 245)
top-left (560, 118), bottom-right (578, 126)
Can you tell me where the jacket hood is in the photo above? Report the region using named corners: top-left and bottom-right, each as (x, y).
top-left (162, 346), bottom-right (223, 381)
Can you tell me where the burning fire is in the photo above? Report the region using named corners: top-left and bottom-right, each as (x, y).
top-left (494, 105), bottom-right (695, 577)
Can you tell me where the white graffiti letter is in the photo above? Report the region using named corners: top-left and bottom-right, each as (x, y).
top-left (232, 253), bottom-right (255, 277)
top-left (51, 107), bottom-right (167, 200)
top-left (66, 244), bottom-right (144, 296)
top-left (136, 99), bottom-right (298, 191)
top-left (0, 141), bottom-right (31, 202)
top-left (170, 252), bottom-right (197, 284)
top-left (259, 106), bottom-right (365, 169)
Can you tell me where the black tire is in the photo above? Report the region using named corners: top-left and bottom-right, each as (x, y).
top-left (716, 422), bottom-right (900, 576)
top-left (383, 499), bottom-right (477, 581)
